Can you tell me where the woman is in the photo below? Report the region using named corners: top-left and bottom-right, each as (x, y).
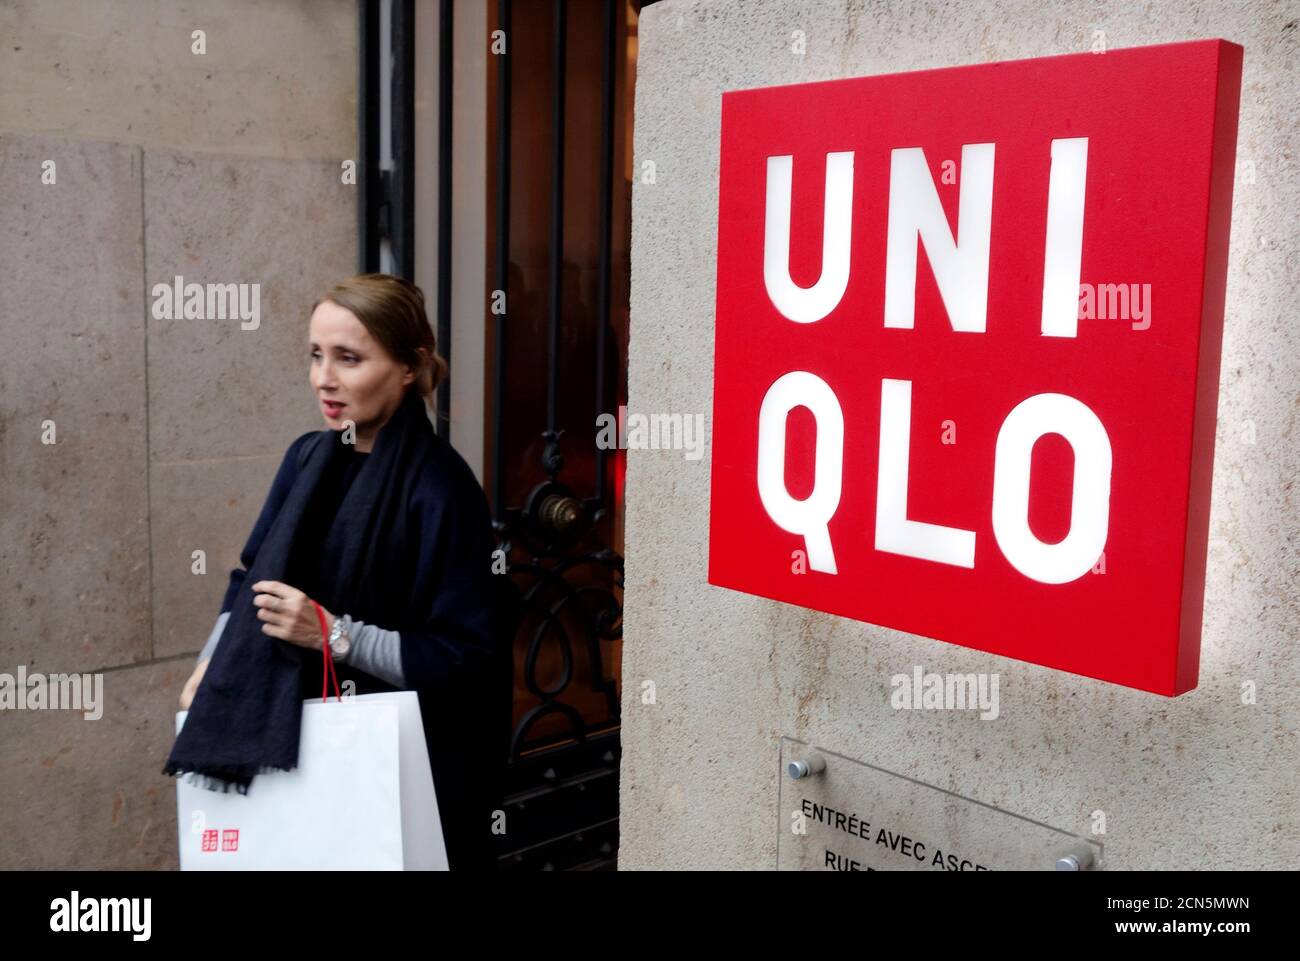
top-left (165, 273), bottom-right (512, 872)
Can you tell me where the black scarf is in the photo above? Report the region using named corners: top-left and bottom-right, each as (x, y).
top-left (163, 388), bottom-right (436, 793)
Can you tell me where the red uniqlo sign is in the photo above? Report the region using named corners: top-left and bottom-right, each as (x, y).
top-left (708, 41), bottom-right (1242, 696)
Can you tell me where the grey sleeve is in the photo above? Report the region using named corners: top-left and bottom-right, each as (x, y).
top-left (197, 610), bottom-right (231, 663)
top-left (342, 619), bottom-right (406, 688)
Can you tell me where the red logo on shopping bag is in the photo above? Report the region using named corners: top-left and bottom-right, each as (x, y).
top-left (199, 827), bottom-right (240, 853)
top-left (708, 41), bottom-right (1242, 695)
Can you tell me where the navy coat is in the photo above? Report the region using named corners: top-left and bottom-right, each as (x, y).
top-left (192, 393), bottom-right (512, 871)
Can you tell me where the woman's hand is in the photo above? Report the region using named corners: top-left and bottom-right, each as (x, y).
top-left (180, 658), bottom-right (208, 709)
top-left (252, 580), bottom-right (333, 651)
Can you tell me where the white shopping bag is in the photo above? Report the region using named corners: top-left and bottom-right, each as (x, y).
top-left (175, 690), bottom-right (447, 870)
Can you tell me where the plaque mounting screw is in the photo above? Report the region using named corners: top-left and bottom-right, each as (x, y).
top-left (787, 754), bottom-right (826, 779)
top-left (1054, 845), bottom-right (1096, 871)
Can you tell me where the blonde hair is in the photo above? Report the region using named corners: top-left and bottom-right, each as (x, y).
top-left (312, 273), bottom-right (448, 400)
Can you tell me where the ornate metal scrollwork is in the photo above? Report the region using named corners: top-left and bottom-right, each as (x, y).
top-left (495, 474), bottom-right (623, 759)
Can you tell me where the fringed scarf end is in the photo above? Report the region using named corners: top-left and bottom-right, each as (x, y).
top-left (162, 760), bottom-right (299, 796)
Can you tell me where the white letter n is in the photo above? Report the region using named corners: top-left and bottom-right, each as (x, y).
top-left (884, 143), bottom-right (994, 332)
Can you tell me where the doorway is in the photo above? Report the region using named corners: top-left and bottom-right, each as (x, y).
top-left (361, 0), bottom-right (648, 870)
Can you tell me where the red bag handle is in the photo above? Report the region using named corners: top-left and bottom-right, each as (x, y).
top-left (311, 600), bottom-right (342, 702)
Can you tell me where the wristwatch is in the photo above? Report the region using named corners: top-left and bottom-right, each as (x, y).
top-left (327, 613), bottom-right (353, 662)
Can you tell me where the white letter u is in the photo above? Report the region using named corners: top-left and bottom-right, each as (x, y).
top-left (764, 151), bottom-right (854, 323)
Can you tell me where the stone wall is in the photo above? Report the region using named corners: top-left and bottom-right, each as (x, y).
top-left (0, 0), bottom-right (357, 868)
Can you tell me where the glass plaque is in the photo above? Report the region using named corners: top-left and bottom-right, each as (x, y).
top-left (777, 736), bottom-right (1103, 871)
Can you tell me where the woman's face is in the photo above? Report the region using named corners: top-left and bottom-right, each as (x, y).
top-left (309, 299), bottom-right (415, 452)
